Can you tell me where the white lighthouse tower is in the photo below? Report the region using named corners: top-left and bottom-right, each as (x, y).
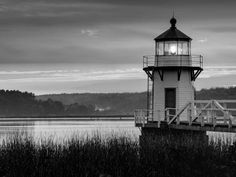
top-left (143, 16), bottom-right (203, 124)
top-left (152, 17), bottom-right (203, 123)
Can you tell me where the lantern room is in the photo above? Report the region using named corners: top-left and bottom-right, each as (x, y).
top-left (155, 17), bottom-right (191, 56)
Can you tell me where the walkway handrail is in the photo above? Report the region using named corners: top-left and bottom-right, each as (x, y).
top-left (134, 100), bottom-right (236, 129)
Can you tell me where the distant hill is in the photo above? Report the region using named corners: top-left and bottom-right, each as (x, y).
top-left (0, 90), bottom-right (64, 116)
top-left (0, 87), bottom-right (235, 117)
top-left (196, 87), bottom-right (236, 100)
top-left (37, 92), bottom-right (147, 115)
top-left (37, 87), bottom-right (236, 115)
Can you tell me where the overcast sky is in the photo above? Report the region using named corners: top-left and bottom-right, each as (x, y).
top-left (0, 0), bottom-right (235, 94)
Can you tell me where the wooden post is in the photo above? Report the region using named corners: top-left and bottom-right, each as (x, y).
top-left (157, 110), bottom-right (161, 128)
top-left (166, 109), bottom-right (170, 123)
top-left (223, 103), bottom-right (227, 124)
top-left (207, 110), bottom-right (210, 123)
top-left (142, 110), bottom-right (145, 127)
top-left (229, 119), bottom-right (232, 129)
top-left (227, 112), bottom-right (232, 129)
top-left (176, 108), bottom-right (180, 125)
top-left (213, 116), bottom-right (216, 128)
top-left (223, 111), bottom-right (227, 124)
top-left (177, 114), bottom-right (180, 125)
top-left (191, 101), bottom-right (195, 123)
top-left (200, 115), bottom-right (204, 127)
top-left (188, 108), bottom-right (192, 125)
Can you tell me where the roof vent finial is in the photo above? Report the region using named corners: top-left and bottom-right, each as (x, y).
top-left (170, 11), bottom-right (177, 28)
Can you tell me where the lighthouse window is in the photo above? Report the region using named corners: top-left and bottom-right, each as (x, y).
top-left (164, 41), bottom-right (177, 55)
top-left (177, 41), bottom-right (189, 55)
top-left (182, 42), bottom-right (188, 55)
top-left (157, 42), bottom-right (164, 55)
top-left (170, 43), bottom-right (177, 55)
top-left (178, 42), bottom-right (183, 55)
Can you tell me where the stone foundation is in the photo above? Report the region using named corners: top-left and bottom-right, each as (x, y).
top-left (140, 127), bottom-right (208, 147)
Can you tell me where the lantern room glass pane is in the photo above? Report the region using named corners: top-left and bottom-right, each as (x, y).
top-left (164, 41), bottom-right (177, 55)
top-left (178, 42), bottom-right (183, 55)
top-left (177, 41), bottom-right (189, 55)
top-left (157, 42), bottom-right (164, 55)
top-left (182, 42), bottom-right (188, 55)
top-left (157, 41), bottom-right (190, 56)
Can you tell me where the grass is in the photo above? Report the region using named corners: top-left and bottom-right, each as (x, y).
top-left (0, 133), bottom-right (235, 177)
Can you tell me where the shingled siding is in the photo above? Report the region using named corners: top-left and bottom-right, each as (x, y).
top-left (153, 70), bottom-right (194, 121)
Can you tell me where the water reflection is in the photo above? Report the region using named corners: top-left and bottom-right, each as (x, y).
top-left (0, 119), bottom-right (140, 144)
top-left (0, 119), bottom-right (235, 144)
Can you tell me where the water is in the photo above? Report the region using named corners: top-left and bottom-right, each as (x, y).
top-left (0, 118), bottom-right (140, 144)
top-left (0, 118), bottom-right (235, 144)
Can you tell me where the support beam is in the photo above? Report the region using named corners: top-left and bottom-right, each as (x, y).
top-left (157, 69), bottom-right (164, 81)
top-left (177, 69), bottom-right (182, 81)
top-left (193, 69), bottom-right (202, 81)
top-left (168, 102), bottom-right (191, 125)
top-left (144, 70), bottom-right (153, 81)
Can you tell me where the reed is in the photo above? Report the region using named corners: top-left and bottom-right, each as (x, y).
top-left (0, 133), bottom-right (235, 177)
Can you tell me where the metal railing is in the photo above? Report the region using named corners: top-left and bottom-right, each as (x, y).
top-left (143, 55), bottom-right (203, 68)
top-left (134, 100), bottom-right (236, 129)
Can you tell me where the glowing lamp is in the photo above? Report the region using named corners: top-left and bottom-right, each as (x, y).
top-left (170, 45), bottom-right (177, 55)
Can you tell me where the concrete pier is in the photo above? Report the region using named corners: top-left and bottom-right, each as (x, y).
top-left (140, 127), bottom-right (209, 146)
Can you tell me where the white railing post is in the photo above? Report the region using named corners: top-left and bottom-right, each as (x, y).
top-left (229, 119), bottom-right (232, 129)
top-left (177, 109), bottom-right (180, 125)
top-left (157, 110), bottom-right (161, 128)
top-left (224, 111), bottom-right (227, 124)
top-left (211, 100), bottom-right (214, 124)
top-left (191, 101), bottom-right (195, 124)
top-left (200, 114), bottom-right (204, 127)
top-left (213, 116), bottom-right (216, 127)
top-left (223, 103), bottom-right (227, 124)
top-left (142, 110), bottom-right (145, 127)
top-left (166, 109), bottom-right (170, 123)
top-left (206, 109), bottom-right (210, 123)
top-left (188, 108), bottom-right (192, 125)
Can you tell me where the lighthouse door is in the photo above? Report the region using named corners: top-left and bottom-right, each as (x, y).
top-left (165, 88), bottom-right (176, 119)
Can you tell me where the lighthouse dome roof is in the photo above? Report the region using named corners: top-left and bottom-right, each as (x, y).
top-left (154, 17), bottom-right (192, 42)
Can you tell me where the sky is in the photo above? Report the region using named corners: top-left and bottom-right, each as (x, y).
top-left (0, 0), bottom-right (235, 95)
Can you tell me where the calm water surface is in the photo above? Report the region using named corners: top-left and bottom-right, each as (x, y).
top-left (0, 118), bottom-right (235, 144)
top-left (0, 118), bottom-right (140, 144)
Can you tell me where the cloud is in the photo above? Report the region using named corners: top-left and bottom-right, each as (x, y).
top-left (197, 26), bottom-right (236, 33)
top-left (0, 68), bottom-right (145, 83)
top-left (1, 65), bottom-right (235, 84)
top-left (197, 38), bottom-right (208, 43)
top-left (200, 66), bottom-right (236, 78)
top-left (81, 29), bottom-right (98, 37)
top-left (0, 0), bottom-right (236, 67)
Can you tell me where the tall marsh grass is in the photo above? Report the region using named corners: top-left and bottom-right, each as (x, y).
top-left (0, 133), bottom-right (235, 177)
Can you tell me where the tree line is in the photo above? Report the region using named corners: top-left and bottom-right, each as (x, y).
top-left (0, 87), bottom-right (236, 116)
top-left (0, 90), bottom-right (95, 116)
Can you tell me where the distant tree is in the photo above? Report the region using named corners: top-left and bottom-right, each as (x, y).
top-left (65, 103), bottom-right (95, 115)
top-left (0, 90), bottom-right (65, 117)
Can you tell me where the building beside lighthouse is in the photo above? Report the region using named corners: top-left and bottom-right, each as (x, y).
top-left (135, 17), bottom-right (236, 137)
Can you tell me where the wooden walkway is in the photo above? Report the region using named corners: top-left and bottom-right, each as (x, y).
top-left (135, 100), bottom-right (236, 133)
top-left (136, 121), bottom-right (236, 133)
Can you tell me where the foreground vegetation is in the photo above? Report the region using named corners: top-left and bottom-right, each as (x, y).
top-left (0, 134), bottom-right (236, 177)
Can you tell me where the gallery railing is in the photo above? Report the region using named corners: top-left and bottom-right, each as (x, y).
top-left (143, 55), bottom-right (203, 68)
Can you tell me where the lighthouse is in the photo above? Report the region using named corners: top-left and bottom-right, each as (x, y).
top-left (144, 16), bottom-right (203, 124)
top-left (134, 17), bottom-right (236, 143)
